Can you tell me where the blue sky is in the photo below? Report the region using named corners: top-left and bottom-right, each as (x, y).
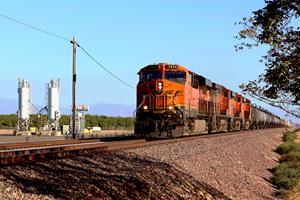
top-left (2, 1), bottom-right (297, 122)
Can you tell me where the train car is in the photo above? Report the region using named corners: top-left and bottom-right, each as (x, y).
top-left (251, 106), bottom-right (266, 129)
top-left (134, 63), bottom-right (285, 138)
top-left (135, 63), bottom-right (256, 138)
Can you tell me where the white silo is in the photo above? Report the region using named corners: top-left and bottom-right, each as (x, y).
top-left (47, 79), bottom-right (60, 133)
top-left (17, 78), bottom-right (31, 131)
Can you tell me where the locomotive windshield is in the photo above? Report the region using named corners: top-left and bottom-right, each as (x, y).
top-left (140, 71), bottom-right (162, 81)
top-left (164, 71), bottom-right (186, 84)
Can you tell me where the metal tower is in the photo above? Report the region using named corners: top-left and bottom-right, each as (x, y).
top-left (17, 78), bottom-right (31, 132)
top-left (47, 79), bottom-right (60, 134)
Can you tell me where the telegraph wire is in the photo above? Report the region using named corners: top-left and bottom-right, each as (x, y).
top-left (0, 13), bottom-right (70, 42)
top-left (0, 13), bottom-right (70, 41)
top-left (78, 44), bottom-right (135, 90)
top-left (0, 13), bottom-right (135, 90)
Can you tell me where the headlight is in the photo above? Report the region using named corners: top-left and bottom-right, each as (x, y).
top-left (168, 105), bottom-right (173, 110)
top-left (143, 105), bottom-right (148, 110)
top-left (158, 82), bottom-right (163, 90)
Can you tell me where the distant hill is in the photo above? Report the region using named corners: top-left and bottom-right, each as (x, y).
top-left (0, 98), bottom-right (17, 114)
top-left (1, 97), bottom-right (298, 123)
top-left (89, 103), bottom-right (135, 117)
top-left (0, 97), bottom-right (135, 117)
top-left (61, 103), bottom-right (135, 117)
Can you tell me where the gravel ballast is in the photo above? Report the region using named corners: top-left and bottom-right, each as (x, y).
top-left (0, 128), bottom-right (285, 199)
top-left (127, 128), bottom-right (285, 200)
top-left (0, 152), bottom-right (228, 199)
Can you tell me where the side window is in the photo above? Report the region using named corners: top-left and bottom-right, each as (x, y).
top-left (188, 73), bottom-right (192, 85)
top-left (191, 74), bottom-right (198, 88)
top-left (223, 90), bottom-right (229, 97)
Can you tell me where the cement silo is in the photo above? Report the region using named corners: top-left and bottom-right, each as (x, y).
top-left (47, 79), bottom-right (60, 133)
top-left (17, 78), bottom-right (31, 131)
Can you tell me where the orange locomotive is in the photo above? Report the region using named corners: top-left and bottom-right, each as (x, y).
top-left (135, 63), bottom-right (286, 138)
top-left (135, 63), bottom-right (252, 138)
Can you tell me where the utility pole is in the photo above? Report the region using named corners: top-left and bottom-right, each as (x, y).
top-left (71, 37), bottom-right (77, 139)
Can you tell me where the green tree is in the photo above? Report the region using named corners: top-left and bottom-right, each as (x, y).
top-left (236, 0), bottom-right (300, 117)
top-left (59, 115), bottom-right (69, 126)
top-left (0, 114), bottom-right (17, 129)
top-left (0, 114), bottom-right (134, 130)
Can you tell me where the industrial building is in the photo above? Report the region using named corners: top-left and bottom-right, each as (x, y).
top-left (16, 78), bottom-right (86, 136)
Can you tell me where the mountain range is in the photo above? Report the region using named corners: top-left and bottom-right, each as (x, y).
top-left (0, 97), bottom-right (298, 123)
top-left (60, 103), bottom-right (135, 117)
top-left (0, 98), bottom-right (135, 117)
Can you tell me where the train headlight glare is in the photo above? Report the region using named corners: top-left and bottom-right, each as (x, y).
top-left (168, 106), bottom-right (173, 110)
top-left (158, 82), bottom-right (163, 90)
top-left (143, 105), bottom-right (148, 110)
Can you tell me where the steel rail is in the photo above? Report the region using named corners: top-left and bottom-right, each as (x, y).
top-left (0, 139), bottom-right (146, 165)
top-left (0, 128), bottom-right (285, 165)
top-left (0, 139), bottom-right (100, 150)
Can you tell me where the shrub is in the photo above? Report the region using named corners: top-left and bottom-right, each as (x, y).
top-left (276, 142), bottom-right (300, 155)
top-left (275, 188), bottom-right (288, 197)
top-left (285, 151), bottom-right (300, 163)
top-left (271, 162), bottom-right (300, 190)
top-left (283, 131), bottom-right (296, 142)
top-left (272, 130), bottom-right (300, 196)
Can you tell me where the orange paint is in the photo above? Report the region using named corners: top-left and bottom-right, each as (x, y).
top-left (137, 63), bottom-right (251, 119)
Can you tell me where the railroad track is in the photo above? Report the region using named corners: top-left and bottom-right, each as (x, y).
top-left (0, 128), bottom-right (284, 165)
top-left (0, 139), bottom-right (147, 165)
top-left (0, 139), bottom-right (100, 150)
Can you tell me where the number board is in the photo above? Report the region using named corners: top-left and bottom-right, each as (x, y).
top-left (165, 64), bottom-right (178, 69)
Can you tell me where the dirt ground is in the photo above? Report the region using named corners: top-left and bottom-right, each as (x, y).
top-left (0, 128), bottom-right (286, 199)
top-left (127, 128), bottom-right (286, 200)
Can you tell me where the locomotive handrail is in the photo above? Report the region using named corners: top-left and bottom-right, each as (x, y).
top-left (175, 105), bottom-right (185, 121)
top-left (137, 95), bottom-right (146, 110)
top-left (133, 95), bottom-right (146, 119)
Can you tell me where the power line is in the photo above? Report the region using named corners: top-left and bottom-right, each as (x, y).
top-left (78, 44), bottom-right (135, 90)
top-left (0, 13), bottom-right (70, 42)
top-left (0, 13), bottom-right (135, 90)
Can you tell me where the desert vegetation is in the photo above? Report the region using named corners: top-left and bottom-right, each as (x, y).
top-left (271, 130), bottom-right (300, 196)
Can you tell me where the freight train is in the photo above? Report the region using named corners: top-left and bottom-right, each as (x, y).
top-left (134, 63), bottom-right (286, 138)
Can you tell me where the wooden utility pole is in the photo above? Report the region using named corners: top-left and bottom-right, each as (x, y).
top-left (71, 37), bottom-right (77, 139)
